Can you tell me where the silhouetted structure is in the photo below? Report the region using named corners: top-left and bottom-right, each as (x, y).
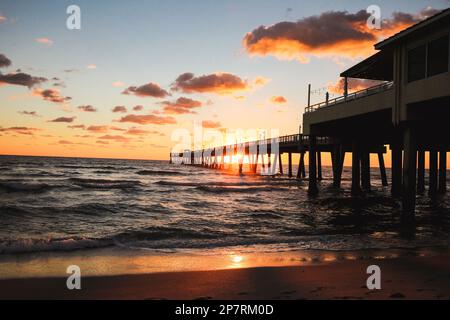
top-left (171, 9), bottom-right (449, 217)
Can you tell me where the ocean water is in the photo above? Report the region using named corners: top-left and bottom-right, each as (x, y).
top-left (0, 155), bottom-right (449, 256)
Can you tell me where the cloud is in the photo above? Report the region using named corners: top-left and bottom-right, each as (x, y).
top-left (0, 126), bottom-right (41, 135)
top-left (110, 126), bottom-right (126, 132)
top-left (35, 38), bottom-right (53, 46)
top-left (33, 88), bottom-right (71, 104)
top-left (243, 8), bottom-right (439, 62)
top-left (0, 54), bottom-right (12, 68)
top-left (98, 135), bottom-right (130, 142)
top-left (0, 72), bottom-right (47, 88)
top-left (253, 76), bottom-right (270, 86)
top-left (68, 124), bottom-right (86, 129)
top-left (133, 105), bottom-right (144, 111)
top-left (0, 15), bottom-right (6, 23)
top-left (117, 114), bottom-right (177, 125)
top-left (18, 110), bottom-right (40, 117)
top-left (270, 96), bottom-right (287, 104)
top-left (86, 64), bottom-right (97, 70)
top-left (160, 97), bottom-right (202, 115)
top-left (87, 125), bottom-right (109, 133)
top-left (96, 140), bottom-right (109, 145)
top-left (58, 140), bottom-right (74, 145)
top-left (78, 105), bottom-right (97, 112)
top-left (122, 82), bottom-right (169, 98)
top-left (49, 116), bottom-right (76, 123)
top-left (63, 69), bottom-right (78, 73)
top-left (112, 106), bottom-right (127, 113)
top-left (171, 72), bottom-right (250, 95)
top-left (112, 81), bottom-right (125, 87)
top-left (202, 120), bottom-right (222, 129)
top-left (327, 78), bottom-right (384, 95)
top-left (125, 127), bottom-right (160, 136)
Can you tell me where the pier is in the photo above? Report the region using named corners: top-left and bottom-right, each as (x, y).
top-left (171, 9), bottom-right (450, 217)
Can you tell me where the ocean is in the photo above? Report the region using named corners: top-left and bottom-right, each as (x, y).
top-left (0, 155), bottom-right (449, 258)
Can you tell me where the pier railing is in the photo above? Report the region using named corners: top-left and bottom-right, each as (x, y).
top-left (305, 81), bottom-right (394, 113)
top-left (170, 134), bottom-right (331, 158)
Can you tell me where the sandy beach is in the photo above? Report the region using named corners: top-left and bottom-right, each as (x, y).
top-left (1, 252), bottom-right (449, 300)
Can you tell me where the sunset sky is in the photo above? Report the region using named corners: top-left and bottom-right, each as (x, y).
top-left (1, 0), bottom-right (448, 160)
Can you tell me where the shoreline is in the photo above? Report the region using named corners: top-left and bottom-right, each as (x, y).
top-left (0, 251), bottom-right (449, 300)
top-left (0, 247), bottom-right (449, 299)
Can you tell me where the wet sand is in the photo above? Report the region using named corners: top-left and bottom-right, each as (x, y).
top-left (1, 253), bottom-right (449, 300)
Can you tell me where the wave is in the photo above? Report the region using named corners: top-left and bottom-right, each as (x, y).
top-left (156, 180), bottom-right (298, 187)
top-left (195, 185), bottom-right (285, 194)
top-left (57, 165), bottom-right (137, 171)
top-left (136, 170), bottom-right (181, 176)
top-left (115, 226), bottom-right (221, 242)
top-left (0, 237), bottom-right (114, 255)
top-left (0, 181), bottom-right (56, 193)
top-left (68, 178), bottom-right (141, 189)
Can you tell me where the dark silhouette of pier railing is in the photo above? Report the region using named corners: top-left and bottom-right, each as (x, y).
top-left (305, 81), bottom-right (394, 113)
top-left (170, 134), bottom-right (386, 181)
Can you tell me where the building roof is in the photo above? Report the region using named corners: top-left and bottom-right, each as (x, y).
top-left (340, 50), bottom-right (393, 80)
top-left (375, 8), bottom-right (450, 50)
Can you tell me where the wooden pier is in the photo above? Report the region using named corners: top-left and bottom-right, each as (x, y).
top-left (171, 10), bottom-right (449, 218)
top-left (170, 134), bottom-right (388, 196)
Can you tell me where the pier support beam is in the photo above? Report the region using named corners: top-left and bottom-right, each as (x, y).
top-left (288, 153), bottom-right (293, 178)
top-left (417, 150), bottom-right (425, 194)
top-left (391, 140), bottom-right (402, 197)
top-left (429, 150), bottom-right (438, 197)
top-left (378, 152), bottom-right (388, 187)
top-left (439, 150), bottom-right (447, 194)
top-left (351, 140), bottom-right (362, 195)
top-left (402, 126), bottom-right (417, 216)
top-left (279, 153), bottom-right (284, 175)
top-left (317, 151), bottom-right (322, 181)
top-left (308, 137), bottom-right (318, 195)
top-left (332, 144), bottom-right (340, 187)
top-left (361, 148), bottom-right (371, 191)
top-left (297, 152), bottom-right (306, 179)
top-left (254, 151), bottom-right (259, 174)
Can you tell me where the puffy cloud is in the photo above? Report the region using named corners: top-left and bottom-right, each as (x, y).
top-left (122, 82), bottom-right (169, 98)
top-left (87, 125), bottom-right (109, 133)
top-left (0, 126), bottom-right (41, 135)
top-left (202, 120), bottom-right (222, 129)
top-left (112, 106), bottom-right (127, 113)
top-left (78, 105), bottom-right (97, 112)
top-left (49, 116), bottom-right (76, 123)
top-left (35, 38), bottom-right (53, 46)
top-left (270, 96), bottom-right (287, 104)
top-left (0, 54), bottom-right (12, 68)
top-left (243, 8), bottom-right (439, 62)
top-left (253, 76), bottom-right (270, 86)
top-left (0, 72), bottom-right (47, 88)
top-left (33, 88), bottom-right (71, 104)
top-left (133, 105), bottom-right (144, 111)
top-left (18, 111), bottom-right (40, 117)
top-left (160, 97), bottom-right (202, 115)
top-left (171, 72), bottom-right (250, 95)
top-left (117, 114), bottom-right (177, 125)
top-left (327, 78), bottom-right (384, 95)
